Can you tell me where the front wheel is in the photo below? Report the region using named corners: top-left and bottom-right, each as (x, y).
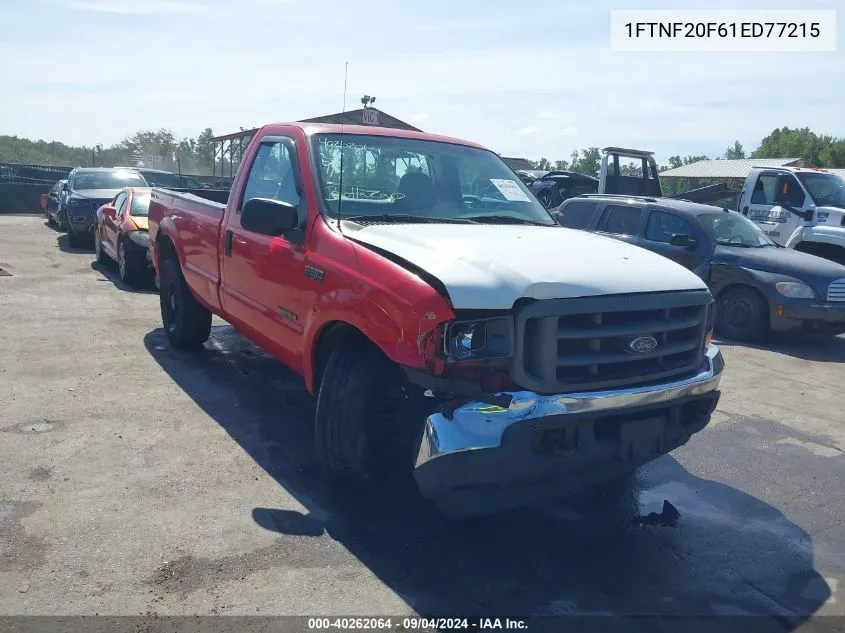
top-left (94, 227), bottom-right (108, 263)
top-left (537, 191), bottom-right (553, 209)
top-left (66, 226), bottom-right (83, 248)
top-left (716, 287), bottom-right (768, 342)
top-left (159, 257), bottom-right (212, 350)
top-left (118, 238), bottom-right (144, 287)
top-left (315, 339), bottom-right (420, 480)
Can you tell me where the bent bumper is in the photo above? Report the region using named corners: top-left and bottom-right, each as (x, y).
top-left (414, 345), bottom-right (725, 516)
top-left (770, 300), bottom-right (845, 333)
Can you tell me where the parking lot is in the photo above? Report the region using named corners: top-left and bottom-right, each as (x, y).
top-left (1, 213), bottom-right (844, 623)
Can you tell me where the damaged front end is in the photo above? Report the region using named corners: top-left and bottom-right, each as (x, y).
top-left (404, 293), bottom-right (725, 517)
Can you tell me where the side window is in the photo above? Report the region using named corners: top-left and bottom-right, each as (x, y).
top-left (779, 175), bottom-right (806, 207)
top-left (598, 205), bottom-right (642, 235)
top-left (114, 192), bottom-right (128, 214)
top-left (750, 174), bottom-right (778, 205)
top-left (645, 211), bottom-right (695, 243)
top-left (558, 201), bottom-right (597, 230)
top-left (241, 141), bottom-right (300, 210)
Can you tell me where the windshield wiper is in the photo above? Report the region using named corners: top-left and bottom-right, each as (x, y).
top-left (463, 214), bottom-right (553, 226)
top-left (342, 214), bottom-right (478, 224)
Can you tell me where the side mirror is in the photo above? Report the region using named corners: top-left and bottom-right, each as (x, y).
top-left (62, 183), bottom-right (69, 191)
top-left (102, 205), bottom-right (116, 218)
top-left (241, 198), bottom-right (298, 236)
top-left (670, 234), bottom-right (698, 250)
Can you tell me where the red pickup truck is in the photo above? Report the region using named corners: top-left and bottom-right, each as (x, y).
top-left (147, 123), bottom-right (725, 516)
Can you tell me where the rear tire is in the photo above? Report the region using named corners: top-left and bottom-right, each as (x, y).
top-left (159, 257), bottom-right (212, 350)
top-left (716, 286), bottom-right (768, 342)
top-left (315, 339), bottom-right (419, 480)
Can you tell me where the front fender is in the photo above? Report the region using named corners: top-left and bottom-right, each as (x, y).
top-left (786, 225), bottom-right (845, 250)
top-left (301, 252), bottom-right (455, 393)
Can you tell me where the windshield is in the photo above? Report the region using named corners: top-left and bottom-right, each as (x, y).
top-left (72, 170), bottom-right (147, 190)
top-left (139, 171), bottom-right (180, 187)
top-left (796, 172), bottom-right (845, 208)
top-left (129, 193), bottom-right (151, 216)
top-left (700, 212), bottom-right (775, 248)
top-left (312, 134), bottom-right (554, 225)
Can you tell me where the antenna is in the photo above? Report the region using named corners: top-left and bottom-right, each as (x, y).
top-left (337, 61), bottom-right (348, 232)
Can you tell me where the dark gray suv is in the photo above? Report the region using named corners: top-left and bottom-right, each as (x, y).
top-left (61, 168), bottom-right (148, 248)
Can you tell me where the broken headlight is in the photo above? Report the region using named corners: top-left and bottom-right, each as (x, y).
top-left (443, 316), bottom-right (514, 362)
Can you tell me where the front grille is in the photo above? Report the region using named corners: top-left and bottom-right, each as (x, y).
top-left (828, 279), bottom-right (845, 302)
top-left (512, 291), bottom-right (712, 394)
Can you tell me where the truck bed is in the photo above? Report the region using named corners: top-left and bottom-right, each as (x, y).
top-left (149, 187), bottom-right (225, 313)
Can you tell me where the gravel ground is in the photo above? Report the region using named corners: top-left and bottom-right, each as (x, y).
top-left (1, 214), bottom-right (843, 627)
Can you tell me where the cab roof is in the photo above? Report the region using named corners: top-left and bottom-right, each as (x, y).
top-left (261, 122), bottom-right (489, 151)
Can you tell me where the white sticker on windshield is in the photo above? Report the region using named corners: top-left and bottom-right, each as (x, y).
top-left (490, 179), bottom-right (531, 202)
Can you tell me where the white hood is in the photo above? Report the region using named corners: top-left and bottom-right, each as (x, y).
top-left (347, 223), bottom-right (708, 309)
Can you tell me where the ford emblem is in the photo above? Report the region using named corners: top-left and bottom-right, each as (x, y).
top-left (627, 336), bottom-right (658, 354)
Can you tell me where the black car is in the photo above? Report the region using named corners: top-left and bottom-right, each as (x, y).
top-left (553, 195), bottom-right (845, 341)
top-left (60, 168), bottom-right (148, 248)
top-left (45, 179), bottom-right (67, 227)
top-left (531, 171), bottom-right (598, 209)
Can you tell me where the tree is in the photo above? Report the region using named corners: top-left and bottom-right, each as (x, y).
top-left (752, 127), bottom-right (845, 167)
top-left (724, 141), bottom-right (745, 159)
top-left (569, 147), bottom-right (601, 177)
top-left (532, 158), bottom-right (552, 171)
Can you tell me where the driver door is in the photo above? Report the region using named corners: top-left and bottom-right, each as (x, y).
top-left (744, 172), bottom-right (806, 245)
top-left (103, 191), bottom-right (126, 257)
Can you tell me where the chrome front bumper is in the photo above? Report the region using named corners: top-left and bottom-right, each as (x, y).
top-left (414, 345), bottom-right (725, 515)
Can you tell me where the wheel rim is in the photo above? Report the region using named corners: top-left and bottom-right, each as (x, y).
top-left (164, 284), bottom-right (179, 333)
top-left (118, 243), bottom-right (126, 279)
top-left (724, 298), bottom-right (752, 329)
top-left (539, 193), bottom-right (552, 207)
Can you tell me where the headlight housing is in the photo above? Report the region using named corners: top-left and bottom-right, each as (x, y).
top-left (443, 316), bottom-right (514, 362)
top-left (126, 230), bottom-right (149, 247)
top-left (775, 281), bottom-right (815, 299)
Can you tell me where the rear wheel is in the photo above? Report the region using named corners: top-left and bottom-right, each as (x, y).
top-left (159, 257), bottom-right (212, 350)
top-left (716, 286), bottom-right (768, 342)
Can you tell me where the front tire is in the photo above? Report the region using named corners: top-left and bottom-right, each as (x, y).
top-left (315, 339), bottom-right (419, 480)
top-left (94, 227), bottom-right (108, 263)
top-left (716, 286), bottom-right (768, 342)
top-left (117, 238), bottom-right (144, 287)
top-left (159, 257), bottom-right (212, 350)
top-left (66, 226), bottom-right (83, 249)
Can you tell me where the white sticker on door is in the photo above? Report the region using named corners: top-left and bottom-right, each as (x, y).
top-left (490, 179), bottom-right (531, 202)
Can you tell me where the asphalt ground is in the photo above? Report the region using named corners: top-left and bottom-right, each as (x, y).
top-left (1, 213), bottom-right (844, 630)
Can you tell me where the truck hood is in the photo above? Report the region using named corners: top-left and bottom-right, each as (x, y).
top-left (347, 223), bottom-right (708, 309)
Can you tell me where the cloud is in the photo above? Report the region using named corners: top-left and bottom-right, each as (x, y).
top-left (559, 127), bottom-right (578, 136)
top-left (537, 110), bottom-right (560, 119)
top-left (410, 112), bottom-right (430, 123)
top-left (64, 0), bottom-right (213, 15)
top-left (515, 126), bottom-right (539, 136)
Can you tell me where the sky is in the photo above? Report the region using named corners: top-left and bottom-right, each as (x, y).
top-left (0, 0), bottom-right (842, 164)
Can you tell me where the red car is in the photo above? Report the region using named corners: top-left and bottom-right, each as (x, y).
top-left (93, 187), bottom-right (153, 287)
top-left (147, 122), bottom-right (722, 517)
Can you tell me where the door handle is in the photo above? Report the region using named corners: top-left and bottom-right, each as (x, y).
top-left (224, 230), bottom-right (233, 256)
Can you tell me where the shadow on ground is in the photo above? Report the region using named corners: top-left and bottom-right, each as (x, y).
top-left (715, 332), bottom-right (845, 363)
top-left (143, 325), bottom-right (832, 625)
top-left (89, 260), bottom-right (157, 294)
top-left (56, 232), bottom-right (93, 255)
